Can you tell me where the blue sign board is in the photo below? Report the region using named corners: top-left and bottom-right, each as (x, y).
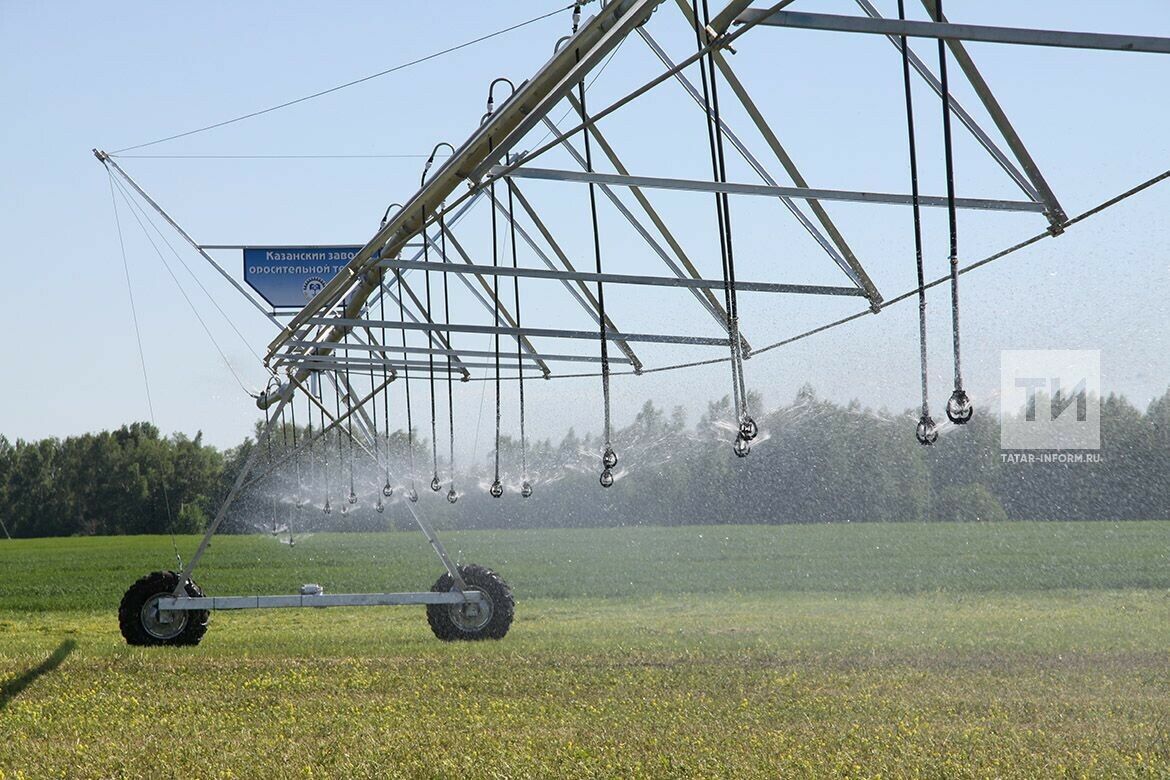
top-left (243, 246), bottom-right (363, 308)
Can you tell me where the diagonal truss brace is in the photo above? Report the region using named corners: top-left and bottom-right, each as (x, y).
top-left (546, 100), bottom-right (739, 348)
top-left (635, 23), bottom-right (883, 308)
top-left (490, 181), bottom-right (644, 371)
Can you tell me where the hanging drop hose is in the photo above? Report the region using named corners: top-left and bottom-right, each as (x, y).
top-left (280, 404), bottom-right (295, 530)
top-left (898, 0), bottom-right (938, 446)
top-left (367, 344), bottom-right (384, 514)
top-left (935, 0), bottom-right (972, 425)
top-left (332, 372), bottom-right (347, 513)
top-left (420, 204), bottom-right (441, 492)
top-left (304, 377), bottom-right (317, 530)
top-left (318, 374), bottom-right (332, 515)
top-left (439, 210), bottom-right (459, 505)
top-left (694, 0), bottom-right (754, 455)
top-left (265, 394), bottom-right (279, 531)
top-left (343, 332), bottom-right (357, 506)
top-left (397, 271), bottom-right (419, 502)
top-left (483, 86), bottom-right (512, 499)
top-left (575, 50), bottom-right (617, 488)
top-left (288, 395), bottom-right (299, 545)
top-left (423, 142), bottom-right (458, 502)
top-left (488, 137), bottom-right (505, 499)
top-left (507, 181), bottom-right (532, 498)
top-left (379, 289), bottom-right (393, 499)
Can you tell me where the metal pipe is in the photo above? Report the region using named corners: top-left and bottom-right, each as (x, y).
top-left (494, 165), bottom-right (1046, 212)
top-left (736, 9), bottom-right (1170, 55)
top-left (379, 258), bottom-right (868, 295)
top-left (306, 317), bottom-right (731, 347)
top-left (285, 340), bottom-right (635, 364)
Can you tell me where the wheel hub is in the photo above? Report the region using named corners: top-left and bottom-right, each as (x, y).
top-left (140, 593), bottom-right (189, 640)
top-left (449, 589), bottom-right (494, 632)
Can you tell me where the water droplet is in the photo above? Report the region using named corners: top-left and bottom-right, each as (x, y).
top-left (340, 504), bottom-right (349, 515)
top-left (430, 476), bottom-right (441, 492)
top-left (916, 414), bottom-right (939, 445)
top-left (599, 468), bottom-right (614, 488)
top-left (447, 488), bottom-right (459, 504)
top-left (739, 416), bottom-right (758, 441)
top-left (603, 447), bottom-right (618, 469)
top-left (375, 499), bottom-right (385, 514)
top-left (347, 490), bottom-right (357, 505)
top-left (521, 481), bottom-right (533, 498)
top-left (946, 389), bottom-right (974, 425)
top-left (733, 434), bottom-right (751, 458)
top-left (489, 480), bottom-right (503, 498)
top-left (382, 482), bottom-right (394, 498)
top-left (407, 488), bottom-right (419, 503)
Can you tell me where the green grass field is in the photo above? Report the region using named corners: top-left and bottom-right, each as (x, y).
top-left (2, 521), bottom-right (1168, 778)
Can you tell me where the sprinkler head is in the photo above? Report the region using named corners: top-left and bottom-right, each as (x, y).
top-left (323, 500), bottom-right (332, 515)
top-left (347, 490), bottom-right (357, 505)
top-left (382, 481), bottom-right (394, 498)
top-left (915, 414), bottom-right (939, 446)
top-left (375, 499), bottom-right (385, 514)
top-left (733, 434), bottom-right (751, 458)
top-left (946, 389), bottom-right (974, 425)
top-left (447, 488), bottom-right (459, 504)
top-left (489, 480), bottom-right (504, 499)
top-left (739, 416), bottom-right (758, 441)
top-left (599, 468), bottom-right (614, 488)
top-left (602, 446), bottom-right (618, 470)
top-left (407, 488), bottom-right (419, 503)
top-left (340, 504), bottom-right (349, 515)
top-left (521, 480), bottom-right (533, 498)
top-left (430, 476), bottom-right (441, 492)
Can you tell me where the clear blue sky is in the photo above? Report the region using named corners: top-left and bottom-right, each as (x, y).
top-left (2, 1), bottom-right (1168, 453)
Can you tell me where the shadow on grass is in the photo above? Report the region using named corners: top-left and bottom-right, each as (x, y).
top-left (0, 639), bottom-right (77, 711)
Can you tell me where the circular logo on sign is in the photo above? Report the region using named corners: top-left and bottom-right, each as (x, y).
top-left (302, 277), bottom-right (326, 301)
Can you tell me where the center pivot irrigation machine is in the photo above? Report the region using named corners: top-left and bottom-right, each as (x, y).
top-left (95, 0), bottom-right (1169, 645)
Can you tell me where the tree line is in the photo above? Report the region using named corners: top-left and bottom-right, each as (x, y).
top-left (1, 386), bottom-right (1167, 538)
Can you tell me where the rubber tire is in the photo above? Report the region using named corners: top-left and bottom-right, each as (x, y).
top-left (427, 564), bottom-right (514, 641)
top-left (118, 570), bottom-right (210, 647)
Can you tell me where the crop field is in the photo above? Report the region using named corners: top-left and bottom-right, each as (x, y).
top-left (1, 521), bottom-right (1169, 778)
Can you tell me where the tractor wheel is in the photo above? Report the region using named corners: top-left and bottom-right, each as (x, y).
top-left (118, 570), bottom-right (210, 647)
top-left (427, 564), bottom-right (514, 641)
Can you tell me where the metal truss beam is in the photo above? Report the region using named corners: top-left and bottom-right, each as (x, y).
top-left (380, 258), bottom-right (867, 297)
top-left (636, 24), bottom-right (881, 307)
top-left (487, 183), bottom-right (643, 370)
top-left (917, 0), bottom-right (1068, 228)
top-left (268, 0), bottom-right (665, 362)
top-left (542, 105), bottom-right (737, 348)
top-left (307, 318), bottom-right (731, 347)
top-left (283, 340), bottom-right (634, 365)
top-left (736, 9), bottom-right (1170, 55)
top-left (288, 355), bottom-right (540, 373)
top-left (434, 223), bottom-right (553, 376)
top-left (852, 0), bottom-right (1039, 203)
top-left (496, 166), bottom-right (1044, 212)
